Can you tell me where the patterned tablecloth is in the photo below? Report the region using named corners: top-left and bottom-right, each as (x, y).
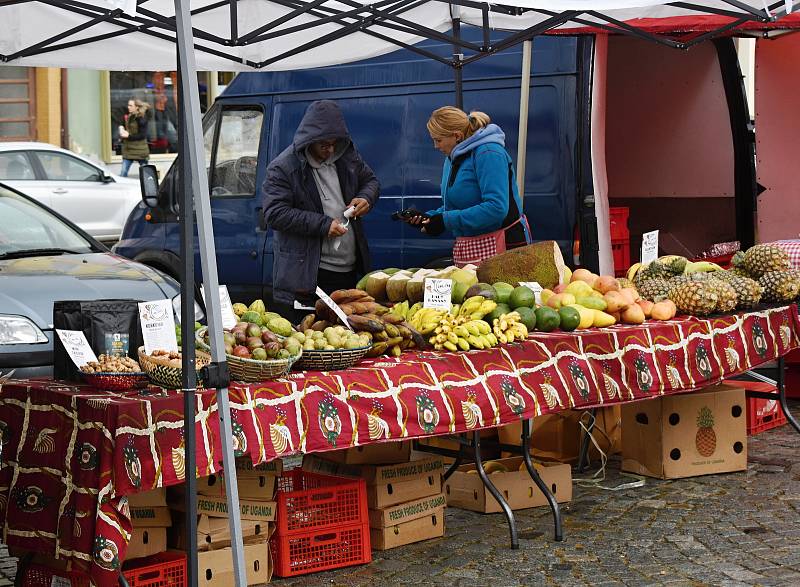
top-left (772, 240), bottom-right (800, 269)
top-left (1, 305), bottom-right (798, 585)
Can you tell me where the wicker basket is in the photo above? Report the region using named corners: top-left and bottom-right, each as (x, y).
top-left (80, 371), bottom-right (149, 391)
top-left (293, 345), bottom-right (370, 371)
top-left (195, 327), bottom-right (301, 382)
top-left (137, 347), bottom-right (209, 389)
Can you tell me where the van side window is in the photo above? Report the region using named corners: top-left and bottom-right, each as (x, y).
top-left (210, 109), bottom-right (263, 197)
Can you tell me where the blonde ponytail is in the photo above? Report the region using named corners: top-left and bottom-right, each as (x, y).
top-left (428, 106), bottom-right (491, 140)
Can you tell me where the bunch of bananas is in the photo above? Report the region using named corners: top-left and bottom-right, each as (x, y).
top-left (492, 312), bottom-right (528, 344)
top-left (430, 313), bottom-right (497, 351)
top-left (366, 320), bottom-right (418, 357)
top-left (457, 296), bottom-right (498, 320)
top-left (408, 307), bottom-right (448, 335)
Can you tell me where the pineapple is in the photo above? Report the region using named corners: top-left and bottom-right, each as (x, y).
top-left (637, 278), bottom-right (672, 302)
top-left (759, 271), bottom-right (800, 303)
top-left (695, 406), bottom-right (716, 457)
top-left (617, 277), bottom-right (635, 290)
top-left (740, 244), bottom-right (790, 278)
top-left (634, 260), bottom-right (678, 289)
top-left (707, 278), bottom-right (737, 313)
top-left (669, 281), bottom-right (718, 316)
top-left (729, 276), bottom-right (763, 309)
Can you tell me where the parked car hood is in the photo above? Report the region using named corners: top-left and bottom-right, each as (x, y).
top-left (0, 253), bottom-right (178, 329)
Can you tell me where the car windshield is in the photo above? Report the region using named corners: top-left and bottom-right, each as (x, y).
top-left (0, 185), bottom-right (94, 257)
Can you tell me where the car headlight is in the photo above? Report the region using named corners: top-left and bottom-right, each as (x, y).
top-left (0, 315), bottom-right (48, 344)
top-left (171, 295), bottom-right (205, 324)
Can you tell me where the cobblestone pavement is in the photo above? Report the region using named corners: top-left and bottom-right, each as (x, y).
top-left (2, 404), bottom-right (798, 587)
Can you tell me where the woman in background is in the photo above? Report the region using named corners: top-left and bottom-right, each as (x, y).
top-left (119, 99), bottom-right (150, 177)
top-left (404, 106), bottom-right (530, 266)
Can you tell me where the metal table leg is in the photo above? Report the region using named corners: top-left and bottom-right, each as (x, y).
top-left (119, 572), bottom-right (130, 587)
top-left (473, 430), bottom-right (519, 549)
top-left (521, 419), bottom-right (564, 541)
top-left (12, 552), bottom-right (32, 587)
top-left (577, 408), bottom-right (597, 473)
top-left (443, 433), bottom-right (466, 481)
top-left (743, 358), bottom-right (799, 434)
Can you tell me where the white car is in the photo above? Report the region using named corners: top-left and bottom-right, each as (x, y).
top-left (0, 142), bottom-right (141, 243)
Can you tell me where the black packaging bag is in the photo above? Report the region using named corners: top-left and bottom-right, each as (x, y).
top-left (53, 299), bottom-right (144, 381)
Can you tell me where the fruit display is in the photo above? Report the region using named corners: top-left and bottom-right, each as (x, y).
top-left (147, 349), bottom-right (210, 369)
top-left (476, 240), bottom-right (568, 289)
top-left (80, 355), bottom-right (142, 374)
top-left (299, 326), bottom-right (371, 352)
top-left (231, 298), bottom-right (294, 337)
top-left (735, 244), bottom-right (790, 277)
top-left (201, 322), bottom-right (302, 361)
top-left (175, 321), bottom-right (202, 347)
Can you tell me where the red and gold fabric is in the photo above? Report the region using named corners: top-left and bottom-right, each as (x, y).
top-left (0, 305), bottom-right (798, 585)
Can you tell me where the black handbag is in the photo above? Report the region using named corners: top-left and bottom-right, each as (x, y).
top-left (53, 299), bottom-right (144, 381)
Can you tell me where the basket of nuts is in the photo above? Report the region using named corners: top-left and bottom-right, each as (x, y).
top-left (137, 347), bottom-right (211, 389)
top-left (79, 355), bottom-right (149, 391)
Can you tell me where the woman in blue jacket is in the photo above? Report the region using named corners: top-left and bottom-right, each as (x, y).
top-left (405, 106), bottom-right (530, 265)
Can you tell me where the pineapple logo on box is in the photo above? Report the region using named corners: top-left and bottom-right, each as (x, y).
top-left (695, 406), bottom-right (716, 457)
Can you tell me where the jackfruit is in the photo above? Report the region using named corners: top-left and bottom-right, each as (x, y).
top-left (476, 241), bottom-right (566, 290)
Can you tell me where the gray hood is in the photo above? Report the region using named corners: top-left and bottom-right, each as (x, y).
top-left (293, 100), bottom-right (351, 158)
top-left (0, 253), bottom-right (179, 329)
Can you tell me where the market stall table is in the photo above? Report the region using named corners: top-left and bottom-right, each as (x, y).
top-left (1, 305), bottom-right (798, 585)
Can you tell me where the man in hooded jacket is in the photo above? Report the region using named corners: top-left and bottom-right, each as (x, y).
top-left (263, 100), bottom-right (380, 317)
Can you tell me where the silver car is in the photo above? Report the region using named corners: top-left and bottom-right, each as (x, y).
top-left (0, 182), bottom-right (201, 378)
top-left (0, 142), bottom-right (141, 243)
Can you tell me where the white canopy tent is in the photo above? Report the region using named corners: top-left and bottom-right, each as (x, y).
top-left (2, 2), bottom-right (799, 586)
top-left (2, 1), bottom-right (799, 71)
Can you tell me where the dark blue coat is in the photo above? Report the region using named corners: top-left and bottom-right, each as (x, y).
top-left (262, 100), bottom-right (380, 304)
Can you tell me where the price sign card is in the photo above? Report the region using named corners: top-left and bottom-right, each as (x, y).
top-left (316, 287), bottom-right (353, 330)
top-left (424, 278), bottom-right (453, 311)
top-left (200, 285), bottom-right (238, 329)
top-left (520, 281), bottom-right (544, 305)
top-left (55, 329), bottom-right (98, 367)
top-left (139, 299), bottom-right (178, 355)
top-left (641, 230), bottom-right (659, 264)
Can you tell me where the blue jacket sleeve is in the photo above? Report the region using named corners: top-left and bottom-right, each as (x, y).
top-left (442, 149), bottom-right (509, 235)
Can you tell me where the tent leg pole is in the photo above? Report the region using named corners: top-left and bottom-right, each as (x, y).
top-left (173, 2), bottom-right (247, 587)
top-left (452, 9), bottom-right (463, 109)
top-left (516, 39), bottom-right (533, 196)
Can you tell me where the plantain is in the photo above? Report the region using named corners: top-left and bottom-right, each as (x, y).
top-left (381, 313), bottom-right (404, 325)
top-left (330, 289), bottom-right (370, 304)
top-left (311, 320), bottom-right (329, 331)
top-left (298, 313), bottom-right (316, 332)
top-left (366, 342), bottom-right (388, 357)
top-left (347, 314), bottom-right (386, 333)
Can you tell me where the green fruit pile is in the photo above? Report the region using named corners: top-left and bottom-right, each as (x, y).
top-left (302, 326), bottom-right (371, 351)
top-left (204, 321), bottom-right (301, 361)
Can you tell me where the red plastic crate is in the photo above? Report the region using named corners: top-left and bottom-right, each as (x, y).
top-left (612, 238), bottom-right (631, 278)
top-left (271, 523), bottom-right (371, 578)
top-left (122, 551), bottom-right (186, 587)
top-left (21, 564), bottom-right (89, 587)
top-left (274, 469), bottom-right (368, 536)
top-left (609, 207), bottom-right (630, 241)
top-left (692, 253), bottom-right (734, 269)
top-left (727, 380), bottom-right (788, 435)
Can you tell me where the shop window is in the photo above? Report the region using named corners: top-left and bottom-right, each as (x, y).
top-left (0, 67), bottom-right (35, 141)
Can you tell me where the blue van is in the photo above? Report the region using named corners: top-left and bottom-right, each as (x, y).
top-left (114, 34), bottom-right (593, 303)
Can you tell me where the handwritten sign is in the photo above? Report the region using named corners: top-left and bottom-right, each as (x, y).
top-left (423, 278), bottom-right (453, 311)
top-left (139, 299), bottom-right (178, 355)
top-left (200, 285), bottom-right (238, 329)
top-left (55, 329), bottom-right (98, 368)
top-left (641, 230), bottom-right (660, 264)
top-left (316, 287), bottom-right (353, 330)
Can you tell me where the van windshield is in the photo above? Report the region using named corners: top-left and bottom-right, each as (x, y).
top-left (0, 186), bottom-right (94, 258)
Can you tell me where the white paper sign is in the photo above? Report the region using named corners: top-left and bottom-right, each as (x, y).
top-left (316, 287), bottom-right (353, 330)
top-left (641, 230), bottom-right (660, 264)
top-left (139, 299), bottom-right (178, 355)
top-left (200, 285), bottom-right (238, 329)
top-left (520, 281), bottom-right (544, 305)
top-left (55, 329), bottom-right (98, 368)
top-left (424, 278), bottom-right (453, 311)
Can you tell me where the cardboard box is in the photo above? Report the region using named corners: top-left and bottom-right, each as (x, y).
top-left (127, 527), bottom-right (167, 560)
top-left (368, 492), bottom-right (447, 528)
top-left (173, 493), bottom-right (276, 522)
top-left (235, 458), bottom-right (283, 478)
top-left (303, 454), bottom-right (444, 508)
top-left (127, 488), bottom-right (167, 507)
top-left (197, 541), bottom-right (272, 587)
top-left (370, 508), bottom-right (445, 550)
top-left (621, 383), bottom-right (747, 479)
top-left (199, 473), bottom-right (276, 501)
top-left (130, 506), bottom-right (171, 528)
top-left (172, 515), bottom-right (274, 551)
top-left (320, 441), bottom-right (411, 465)
top-left (498, 406), bottom-right (622, 464)
top-left (444, 457), bottom-right (572, 513)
